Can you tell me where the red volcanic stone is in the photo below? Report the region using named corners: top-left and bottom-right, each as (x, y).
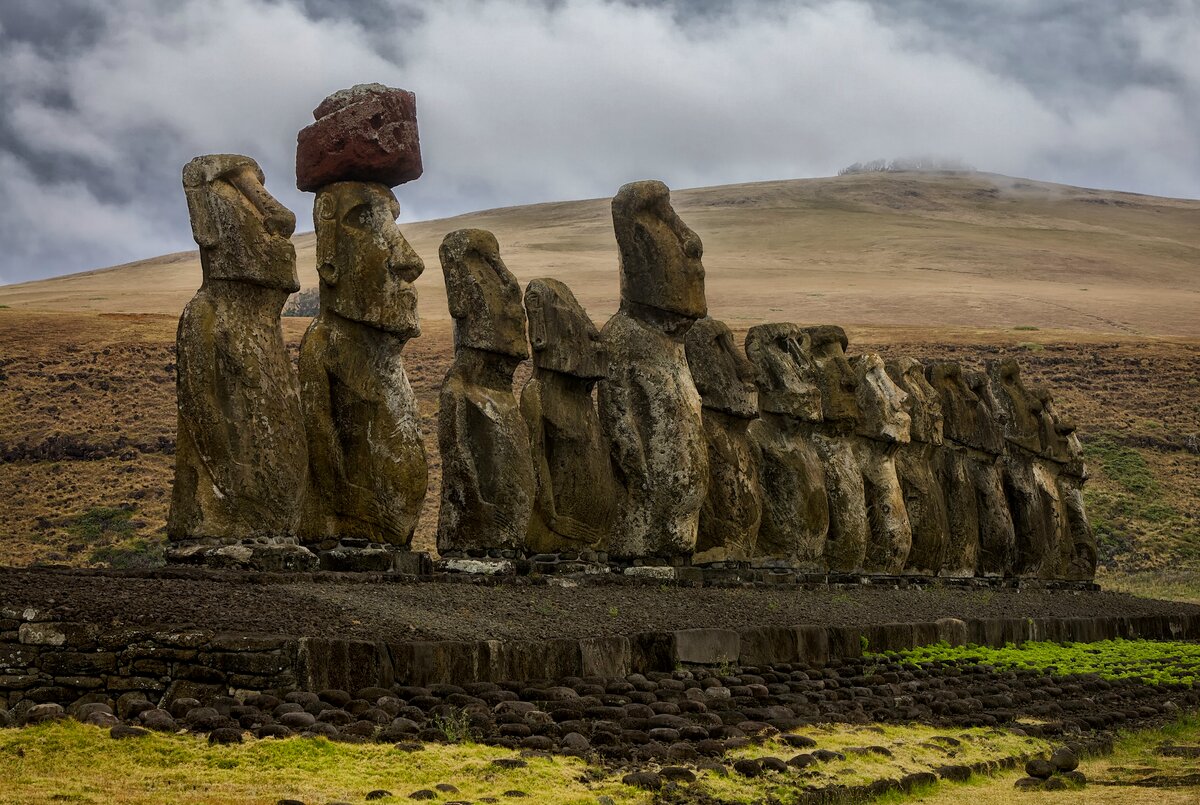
top-left (296, 83), bottom-right (422, 191)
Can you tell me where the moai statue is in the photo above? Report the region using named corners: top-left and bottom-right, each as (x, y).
top-left (925, 362), bottom-right (984, 576)
top-left (168, 154), bottom-right (311, 568)
top-left (851, 353), bottom-right (913, 574)
top-left (298, 182), bottom-right (428, 551)
top-left (685, 317), bottom-right (762, 563)
top-left (598, 180), bottom-right (708, 562)
top-left (802, 325), bottom-right (868, 573)
top-left (437, 229), bottom-right (535, 556)
top-left (964, 369), bottom-right (1018, 576)
top-left (1035, 386), bottom-right (1097, 581)
top-left (744, 324), bottom-right (829, 569)
top-left (885, 358), bottom-right (950, 575)
top-left (987, 359), bottom-right (1063, 578)
top-left (521, 278), bottom-right (615, 554)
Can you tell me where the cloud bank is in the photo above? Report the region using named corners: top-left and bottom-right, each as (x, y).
top-left (1, 0), bottom-right (1198, 284)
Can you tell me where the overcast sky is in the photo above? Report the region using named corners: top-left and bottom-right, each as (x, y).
top-left (1, 0), bottom-right (1198, 285)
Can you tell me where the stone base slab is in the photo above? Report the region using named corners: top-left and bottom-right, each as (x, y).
top-left (165, 539), bottom-right (318, 572)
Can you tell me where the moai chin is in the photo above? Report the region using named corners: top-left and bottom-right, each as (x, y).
top-left (1034, 386), bottom-right (1096, 581)
top-left (925, 362), bottom-right (984, 576)
top-left (965, 369), bottom-right (1018, 576)
top-left (521, 278), bottom-right (615, 554)
top-left (987, 359), bottom-right (1062, 579)
top-left (298, 181), bottom-right (428, 550)
top-left (168, 154), bottom-right (311, 567)
top-left (885, 357), bottom-right (950, 575)
top-left (851, 353), bottom-right (913, 574)
top-left (744, 324), bottom-right (829, 569)
top-left (437, 229), bottom-right (535, 556)
top-left (801, 325), bottom-right (868, 573)
top-left (685, 317), bottom-right (763, 563)
top-left (598, 180), bottom-right (708, 562)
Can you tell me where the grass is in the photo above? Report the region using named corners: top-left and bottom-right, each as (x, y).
top-left (1101, 570), bottom-right (1200, 605)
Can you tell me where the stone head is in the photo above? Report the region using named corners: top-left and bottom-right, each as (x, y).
top-left (183, 154), bottom-right (298, 291)
top-left (986, 358), bottom-right (1043, 452)
top-left (612, 180), bottom-right (706, 320)
top-left (524, 278), bottom-right (605, 379)
top-left (925, 362), bottom-right (980, 446)
top-left (744, 322), bottom-right (821, 421)
top-left (964, 369), bottom-right (1006, 455)
top-left (802, 325), bottom-right (860, 426)
top-left (1033, 386), bottom-right (1086, 476)
top-left (685, 317), bottom-right (758, 419)
top-left (852, 353), bottom-right (911, 444)
top-left (440, 228), bottom-right (529, 359)
top-left (885, 357), bottom-right (944, 445)
top-left (314, 181), bottom-right (424, 338)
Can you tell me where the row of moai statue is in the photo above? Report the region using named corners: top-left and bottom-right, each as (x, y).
top-left (166, 84), bottom-right (1095, 580)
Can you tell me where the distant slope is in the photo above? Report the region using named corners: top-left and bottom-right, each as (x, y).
top-left (2, 171), bottom-right (1199, 335)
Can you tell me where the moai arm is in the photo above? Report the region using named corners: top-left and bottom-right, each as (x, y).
top-left (602, 373), bottom-right (648, 491)
top-left (520, 379), bottom-right (557, 524)
top-left (439, 381), bottom-right (498, 532)
top-left (298, 338), bottom-right (343, 503)
top-left (176, 306), bottom-right (237, 496)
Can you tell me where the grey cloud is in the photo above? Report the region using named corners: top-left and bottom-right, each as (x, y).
top-left (1, 0), bottom-right (1198, 285)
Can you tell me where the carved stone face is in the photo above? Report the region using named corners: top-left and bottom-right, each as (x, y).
top-left (802, 325), bottom-right (860, 426)
top-left (986, 358), bottom-right (1043, 453)
top-left (744, 322), bottom-right (821, 421)
top-left (964, 369), bottom-right (1006, 455)
top-left (440, 228), bottom-right (529, 359)
top-left (314, 182), bottom-right (424, 338)
top-left (853, 353), bottom-right (911, 443)
top-left (886, 357), bottom-right (943, 445)
top-left (926, 361), bottom-right (980, 447)
top-left (612, 180), bottom-right (706, 319)
top-left (685, 317), bottom-right (757, 419)
top-left (525, 278), bottom-right (605, 378)
top-left (1034, 386), bottom-right (1085, 474)
top-left (183, 154), bottom-right (298, 291)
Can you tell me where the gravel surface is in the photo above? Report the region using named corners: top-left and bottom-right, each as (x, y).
top-left (3, 568), bottom-right (1197, 644)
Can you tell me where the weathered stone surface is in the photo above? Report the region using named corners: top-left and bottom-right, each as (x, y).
top-left (299, 181), bottom-right (427, 547)
top-left (686, 317), bottom-right (762, 563)
top-left (599, 181), bottom-right (707, 561)
top-left (437, 229), bottom-right (534, 554)
top-left (852, 353), bottom-right (912, 574)
top-left (1036, 387), bottom-right (1096, 581)
top-left (886, 358), bottom-right (950, 575)
top-left (925, 363), bottom-right (982, 576)
top-left (965, 370), bottom-right (1017, 576)
top-left (521, 279), bottom-right (614, 554)
top-left (296, 84), bottom-right (422, 191)
top-left (744, 324), bottom-right (828, 568)
top-left (168, 154), bottom-right (306, 545)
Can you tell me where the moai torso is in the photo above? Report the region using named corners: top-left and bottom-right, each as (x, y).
top-left (520, 279), bottom-right (615, 554)
top-left (437, 229), bottom-right (534, 555)
top-left (851, 353), bottom-right (913, 574)
top-left (598, 181), bottom-right (708, 562)
top-left (298, 182), bottom-right (427, 547)
top-left (885, 357), bottom-right (950, 575)
top-left (802, 325), bottom-right (868, 573)
top-left (686, 317), bottom-right (762, 563)
top-left (745, 323), bottom-right (829, 569)
top-left (925, 362), bottom-right (983, 576)
top-left (1036, 387), bottom-right (1096, 581)
top-left (169, 154), bottom-right (307, 542)
top-left (965, 370), bottom-right (1017, 576)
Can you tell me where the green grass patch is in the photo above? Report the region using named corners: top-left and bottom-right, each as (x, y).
top-left (66, 505), bottom-right (137, 542)
top-left (1016, 341), bottom-right (1044, 352)
top-left (1012, 325), bottom-right (1039, 331)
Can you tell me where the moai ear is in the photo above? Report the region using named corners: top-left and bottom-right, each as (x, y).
top-left (314, 193), bottom-right (339, 287)
top-left (525, 286), bottom-right (548, 351)
top-left (184, 186), bottom-right (220, 249)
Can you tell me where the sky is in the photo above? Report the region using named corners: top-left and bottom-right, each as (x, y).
top-left (1, 0), bottom-right (1198, 285)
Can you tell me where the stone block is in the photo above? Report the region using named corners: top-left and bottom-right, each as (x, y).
top-left (207, 634), bottom-right (292, 653)
top-left (674, 629), bottom-right (739, 665)
top-left (738, 627), bottom-right (800, 667)
top-left (299, 638), bottom-right (392, 692)
top-left (392, 640), bottom-right (481, 687)
top-left (0, 644), bottom-right (39, 671)
top-left (491, 639), bottom-right (581, 682)
top-left (296, 84), bottom-right (422, 191)
top-left (200, 651), bottom-right (289, 676)
top-left (40, 652), bottom-right (117, 676)
top-left (827, 626), bottom-right (865, 659)
top-left (19, 622), bottom-right (100, 647)
top-left (53, 676), bottom-right (104, 690)
top-left (580, 637), bottom-right (631, 678)
top-left (796, 625), bottom-right (830, 667)
top-left (630, 632), bottom-right (676, 674)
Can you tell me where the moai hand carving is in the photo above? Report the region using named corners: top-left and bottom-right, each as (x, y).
top-left (925, 362), bottom-right (983, 576)
top-left (298, 181), bottom-right (428, 548)
top-left (598, 180), bottom-right (708, 562)
top-left (851, 353), bottom-right (913, 574)
top-left (521, 278), bottom-right (615, 554)
top-left (1035, 386), bottom-right (1096, 581)
top-left (437, 229), bottom-right (535, 555)
top-left (802, 325), bottom-right (868, 573)
top-left (685, 317), bottom-right (762, 563)
top-left (987, 359), bottom-right (1062, 578)
top-left (744, 324), bottom-right (829, 569)
top-left (885, 357), bottom-right (950, 575)
top-left (965, 370), bottom-right (1017, 576)
top-left (168, 154), bottom-right (308, 557)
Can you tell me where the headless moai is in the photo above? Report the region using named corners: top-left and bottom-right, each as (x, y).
top-left (885, 357), bottom-right (950, 575)
top-left (598, 180), bottom-right (708, 562)
top-left (685, 317), bottom-right (762, 563)
top-left (437, 229), bottom-right (535, 555)
top-left (168, 154), bottom-right (308, 559)
top-left (1035, 386), bottom-right (1097, 581)
top-left (964, 369), bottom-right (1018, 576)
top-left (298, 181), bottom-right (428, 549)
top-left (521, 278), bottom-right (615, 554)
top-left (802, 325), bottom-right (869, 573)
top-left (851, 353), bottom-right (913, 574)
top-left (987, 359), bottom-right (1062, 578)
top-left (744, 323), bottom-right (829, 569)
